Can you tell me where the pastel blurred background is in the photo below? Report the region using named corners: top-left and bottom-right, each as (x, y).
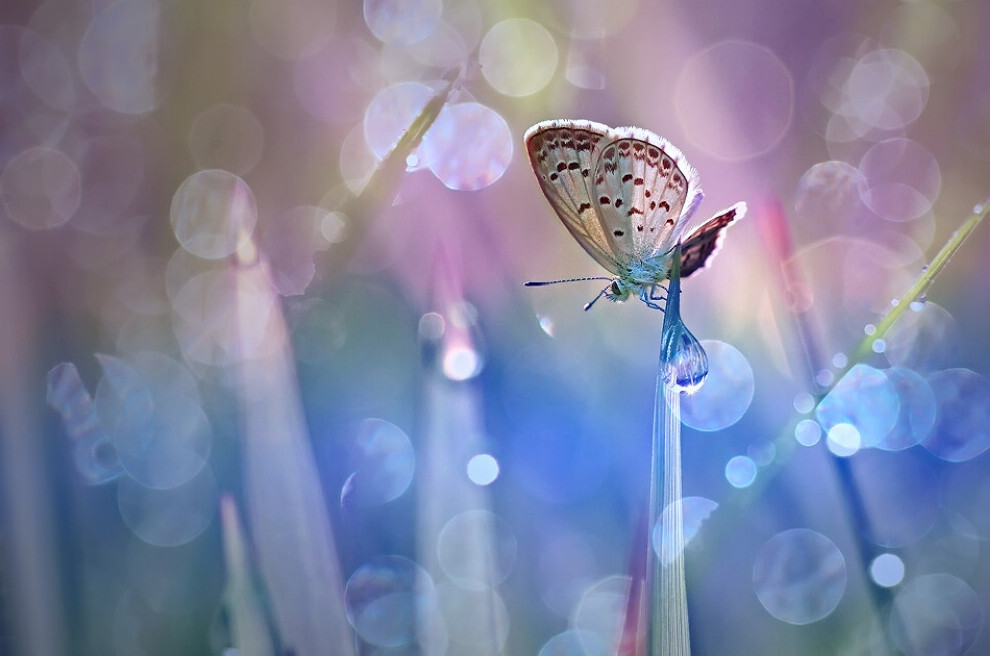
top-left (2, 0), bottom-right (990, 654)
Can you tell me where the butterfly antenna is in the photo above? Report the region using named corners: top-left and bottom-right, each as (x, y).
top-left (525, 276), bottom-right (613, 287)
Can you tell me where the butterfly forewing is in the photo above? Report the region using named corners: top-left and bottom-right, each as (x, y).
top-left (592, 135), bottom-right (697, 262)
top-left (525, 121), bottom-right (621, 274)
top-left (679, 202), bottom-right (746, 278)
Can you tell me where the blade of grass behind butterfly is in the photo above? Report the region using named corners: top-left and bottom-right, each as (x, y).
top-left (689, 198), bottom-right (989, 651)
top-left (839, 197), bottom-right (990, 378)
top-left (314, 69), bottom-right (461, 279)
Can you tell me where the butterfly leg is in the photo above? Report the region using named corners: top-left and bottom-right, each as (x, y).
top-left (639, 285), bottom-right (669, 310)
top-left (639, 287), bottom-right (664, 311)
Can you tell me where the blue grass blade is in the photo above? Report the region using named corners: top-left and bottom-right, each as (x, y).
top-left (648, 245), bottom-right (694, 656)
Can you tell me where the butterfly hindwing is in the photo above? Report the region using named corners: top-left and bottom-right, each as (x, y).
top-left (679, 202), bottom-right (746, 278)
top-left (525, 121), bottom-right (621, 274)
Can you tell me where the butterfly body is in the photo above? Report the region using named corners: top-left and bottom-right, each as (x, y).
top-left (524, 119), bottom-right (745, 310)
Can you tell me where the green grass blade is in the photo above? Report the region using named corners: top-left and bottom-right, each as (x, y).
top-left (846, 199), bottom-right (990, 369)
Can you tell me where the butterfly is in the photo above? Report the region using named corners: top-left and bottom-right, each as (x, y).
top-left (524, 119), bottom-right (745, 310)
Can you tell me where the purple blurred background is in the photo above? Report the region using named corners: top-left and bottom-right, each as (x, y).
top-left (2, 0), bottom-right (990, 653)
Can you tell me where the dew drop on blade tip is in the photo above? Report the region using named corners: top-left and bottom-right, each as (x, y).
top-left (661, 326), bottom-right (709, 393)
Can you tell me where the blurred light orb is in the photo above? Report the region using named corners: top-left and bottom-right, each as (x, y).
top-left (171, 267), bottom-right (278, 366)
top-left (364, 0), bottom-right (442, 46)
top-left (95, 352), bottom-right (212, 490)
top-left (466, 453), bottom-right (499, 486)
top-left (78, 0), bottom-right (162, 114)
top-left (748, 440), bottom-right (776, 466)
top-left (652, 496), bottom-right (719, 565)
top-left (878, 368), bottom-right (935, 451)
top-left (406, 20), bottom-right (471, 69)
top-left (188, 103), bottom-right (264, 175)
top-left (170, 169), bottom-right (257, 259)
top-left (888, 574), bottom-right (982, 656)
top-left (437, 509), bottom-right (517, 590)
top-left (859, 138), bottom-right (940, 223)
top-left (753, 528), bottom-right (847, 625)
top-left (681, 341), bottom-right (754, 432)
top-left (1, 146), bottom-right (80, 229)
top-left (572, 576), bottom-right (629, 653)
top-left (924, 369), bottom-right (990, 462)
top-left (816, 369), bottom-right (835, 388)
top-left (870, 553), bottom-right (905, 588)
top-left (364, 81), bottom-right (433, 162)
top-left (826, 423), bottom-right (861, 457)
top-left (816, 364), bottom-right (898, 449)
top-left (341, 418), bottom-right (415, 507)
top-left (443, 344), bottom-right (483, 381)
top-left (319, 210), bottom-right (348, 244)
top-left (676, 40), bottom-right (793, 160)
top-left (421, 102), bottom-right (513, 190)
top-left (793, 392), bottom-right (815, 414)
top-left (479, 19), bottom-right (558, 97)
top-left (838, 48), bottom-right (929, 133)
top-left (248, 0), bottom-right (336, 60)
top-left (418, 311), bottom-right (445, 341)
top-left (794, 161), bottom-right (865, 231)
top-left (850, 449), bottom-right (937, 548)
top-left (794, 419), bottom-right (822, 447)
top-left (117, 467), bottom-right (218, 547)
top-left (345, 555), bottom-right (436, 648)
top-left (885, 301), bottom-right (957, 371)
top-left (725, 456), bottom-right (757, 489)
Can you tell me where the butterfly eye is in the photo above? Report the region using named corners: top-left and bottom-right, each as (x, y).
top-left (610, 281), bottom-right (622, 295)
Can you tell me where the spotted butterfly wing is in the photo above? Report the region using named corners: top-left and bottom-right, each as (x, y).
top-left (525, 121), bottom-right (622, 274)
top-left (679, 202), bottom-right (746, 278)
top-left (591, 130), bottom-right (703, 262)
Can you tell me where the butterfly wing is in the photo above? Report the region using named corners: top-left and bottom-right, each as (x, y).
top-left (591, 127), bottom-right (704, 264)
top-left (525, 120), bottom-right (623, 275)
top-left (679, 202), bottom-right (746, 278)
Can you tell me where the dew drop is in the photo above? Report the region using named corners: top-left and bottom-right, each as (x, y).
top-left (660, 261), bottom-right (708, 393)
top-left (872, 339), bottom-right (886, 353)
top-left (660, 321), bottom-right (708, 393)
top-left (865, 324), bottom-right (877, 336)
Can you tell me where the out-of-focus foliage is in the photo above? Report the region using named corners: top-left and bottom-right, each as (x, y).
top-left (2, 0), bottom-right (990, 654)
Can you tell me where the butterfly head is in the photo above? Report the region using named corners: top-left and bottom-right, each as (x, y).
top-left (605, 278), bottom-right (633, 303)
